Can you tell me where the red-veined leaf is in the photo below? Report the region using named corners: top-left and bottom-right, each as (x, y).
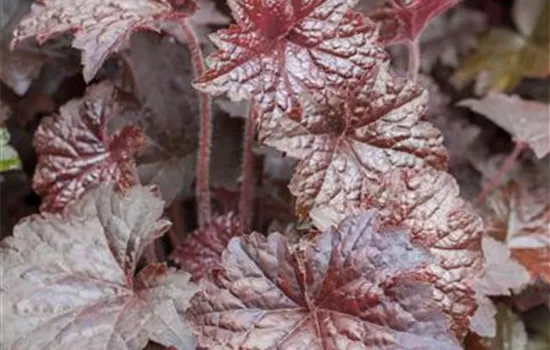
top-left (186, 210), bottom-right (461, 349)
top-left (368, 0), bottom-right (463, 45)
top-left (358, 168), bottom-right (483, 338)
top-left (263, 67), bottom-right (447, 213)
top-left (33, 81), bottom-right (147, 212)
top-left (171, 212), bottom-right (241, 282)
top-left (0, 183), bottom-right (198, 350)
top-left (195, 0), bottom-right (387, 122)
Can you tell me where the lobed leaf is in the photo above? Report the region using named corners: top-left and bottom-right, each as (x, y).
top-left (0, 183), bottom-right (198, 350)
top-left (11, 0), bottom-right (196, 81)
top-left (368, 0), bottom-right (462, 45)
top-left (171, 212), bottom-right (242, 282)
top-left (263, 67), bottom-right (447, 213)
top-left (486, 180), bottom-right (550, 284)
top-left (33, 82), bottom-right (147, 212)
top-left (195, 0), bottom-right (387, 123)
top-left (186, 210), bottom-right (461, 349)
top-left (359, 168), bottom-right (484, 338)
top-left (458, 93), bottom-right (550, 159)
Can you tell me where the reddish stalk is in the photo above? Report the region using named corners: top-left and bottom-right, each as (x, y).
top-left (476, 141), bottom-right (527, 203)
top-left (180, 20), bottom-right (212, 226)
top-left (168, 201), bottom-right (185, 248)
top-left (239, 104), bottom-right (257, 231)
top-left (406, 38), bottom-right (421, 82)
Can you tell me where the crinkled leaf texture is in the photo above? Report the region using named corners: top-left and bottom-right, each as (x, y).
top-left (0, 183), bottom-right (198, 350)
top-left (458, 94), bottom-right (550, 159)
top-left (358, 168), bottom-right (483, 338)
top-left (11, 0), bottom-right (196, 81)
top-left (487, 180), bottom-right (550, 284)
top-left (171, 212), bottom-right (241, 282)
top-left (195, 0), bottom-right (387, 121)
top-left (186, 210), bottom-right (461, 350)
top-left (368, 0), bottom-right (462, 45)
top-left (33, 82), bottom-right (147, 212)
top-left (263, 67), bottom-right (447, 213)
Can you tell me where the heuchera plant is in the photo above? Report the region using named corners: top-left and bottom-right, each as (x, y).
top-left (2, 0), bottom-right (548, 349)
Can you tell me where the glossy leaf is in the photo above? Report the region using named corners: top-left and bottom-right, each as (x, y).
top-left (263, 68), bottom-right (447, 213)
top-left (12, 0), bottom-right (196, 81)
top-left (195, 0), bottom-right (387, 122)
top-left (359, 168), bottom-right (483, 337)
top-left (486, 180), bottom-right (550, 284)
top-left (452, 0), bottom-right (550, 93)
top-left (458, 93), bottom-right (550, 159)
top-left (0, 183), bottom-right (198, 350)
top-left (33, 82), bottom-right (147, 212)
top-left (368, 0), bottom-right (462, 45)
top-left (187, 210), bottom-right (461, 349)
top-left (171, 212), bottom-right (241, 282)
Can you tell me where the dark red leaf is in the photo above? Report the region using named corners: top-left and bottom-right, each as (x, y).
top-left (11, 0), bottom-right (196, 81)
top-left (171, 212), bottom-right (241, 282)
top-left (369, 0), bottom-right (462, 45)
top-left (262, 67), bottom-right (447, 213)
top-left (359, 168), bottom-right (483, 338)
top-left (33, 82), bottom-right (147, 212)
top-left (195, 0), bottom-right (387, 122)
top-left (186, 210), bottom-right (461, 349)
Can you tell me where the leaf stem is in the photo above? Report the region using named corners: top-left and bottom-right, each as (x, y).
top-left (476, 141), bottom-right (526, 203)
top-left (407, 38), bottom-right (421, 82)
top-left (180, 19), bottom-right (212, 226)
top-left (168, 201), bottom-right (185, 249)
top-left (239, 104), bottom-right (256, 231)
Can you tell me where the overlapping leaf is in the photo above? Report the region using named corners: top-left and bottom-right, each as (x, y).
top-left (11, 0), bottom-right (196, 81)
top-left (171, 212), bottom-right (241, 282)
top-left (194, 0), bottom-right (387, 121)
top-left (368, 0), bottom-right (462, 45)
top-left (469, 236), bottom-right (530, 337)
top-left (263, 67), bottom-right (447, 213)
top-left (486, 180), bottom-right (550, 284)
top-left (118, 32), bottom-right (200, 206)
top-left (33, 82), bottom-right (147, 212)
top-left (186, 210), bottom-right (461, 349)
top-left (0, 184), bottom-right (198, 350)
top-left (458, 93), bottom-right (550, 159)
top-left (358, 168), bottom-right (483, 337)
top-left (452, 0), bottom-right (550, 93)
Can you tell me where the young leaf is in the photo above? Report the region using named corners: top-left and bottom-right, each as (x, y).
top-left (359, 168), bottom-right (483, 337)
top-left (388, 7), bottom-right (487, 72)
top-left (486, 180), bottom-right (550, 284)
top-left (0, 183), bottom-right (198, 350)
top-left (11, 0), bottom-right (197, 82)
top-left (452, 0), bottom-right (550, 93)
top-left (194, 0), bottom-right (387, 121)
top-left (368, 0), bottom-right (462, 45)
top-left (458, 94), bottom-right (550, 159)
top-left (263, 68), bottom-right (447, 213)
top-left (0, 127), bottom-right (22, 172)
top-left (33, 82), bottom-right (147, 212)
top-left (186, 211), bottom-right (461, 349)
top-left (171, 212), bottom-right (241, 282)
